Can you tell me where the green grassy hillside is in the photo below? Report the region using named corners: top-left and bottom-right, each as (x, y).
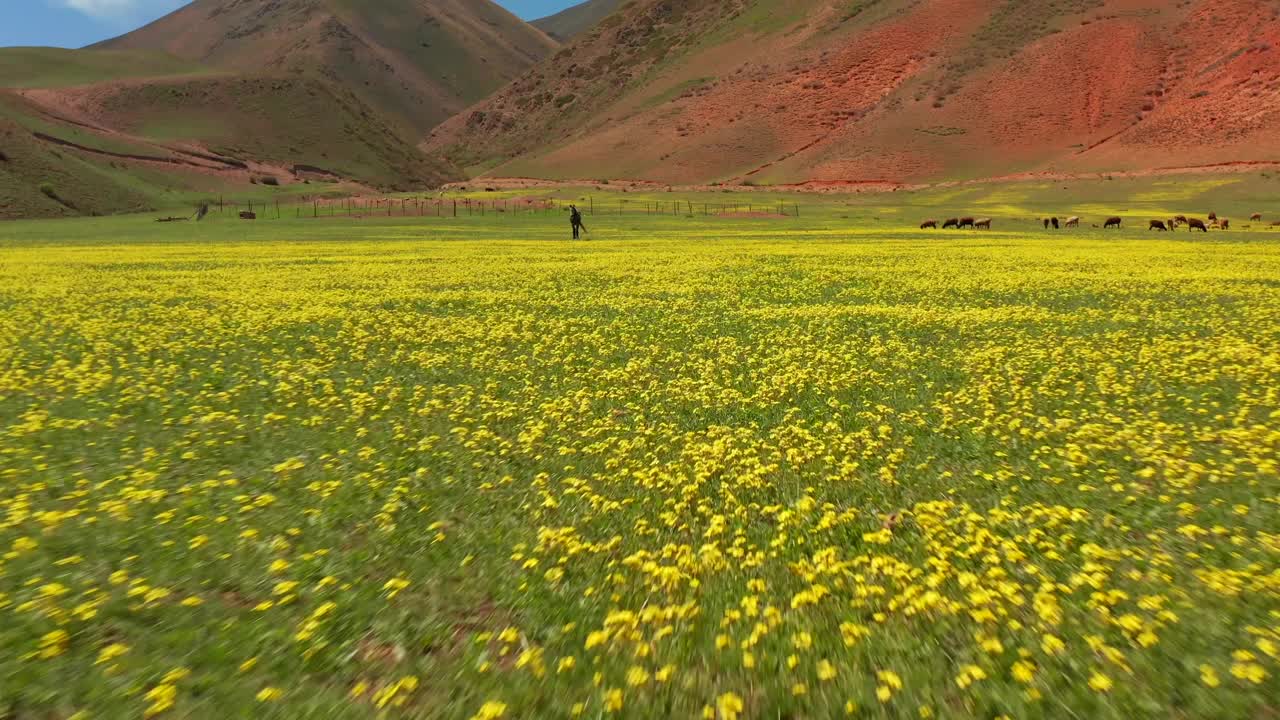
top-left (0, 117), bottom-right (147, 219)
top-left (88, 76), bottom-right (458, 190)
top-left (0, 101), bottom-right (355, 222)
top-left (0, 46), bottom-right (460, 219)
top-left (0, 47), bottom-right (214, 89)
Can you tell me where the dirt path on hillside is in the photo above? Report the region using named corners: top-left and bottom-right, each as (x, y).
top-left (13, 84), bottom-right (372, 191)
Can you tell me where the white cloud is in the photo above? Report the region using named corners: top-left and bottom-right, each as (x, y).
top-left (57, 0), bottom-right (143, 20)
top-left (53, 0), bottom-right (187, 27)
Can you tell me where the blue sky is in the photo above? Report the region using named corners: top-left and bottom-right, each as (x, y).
top-left (0, 1), bottom-right (579, 49)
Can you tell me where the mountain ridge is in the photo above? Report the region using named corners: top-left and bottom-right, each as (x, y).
top-left (95, 0), bottom-right (559, 137)
top-left (532, 0), bottom-right (626, 42)
top-left (428, 0), bottom-right (1280, 185)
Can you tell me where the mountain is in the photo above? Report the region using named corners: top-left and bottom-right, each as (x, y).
top-left (1, 47), bottom-right (457, 219)
top-left (95, 0), bottom-right (559, 137)
top-left (427, 0), bottom-right (1280, 185)
top-left (4, 0), bottom-right (560, 219)
top-left (532, 0), bottom-right (626, 42)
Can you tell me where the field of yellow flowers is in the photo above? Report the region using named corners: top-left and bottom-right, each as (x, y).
top-left (1, 210), bottom-right (1278, 719)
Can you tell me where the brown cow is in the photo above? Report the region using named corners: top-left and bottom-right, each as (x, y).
top-left (1187, 218), bottom-right (1208, 232)
top-left (1104, 217), bottom-right (1123, 229)
top-left (921, 220), bottom-right (938, 229)
top-left (1208, 212), bottom-right (1218, 222)
top-left (1043, 218), bottom-right (1051, 229)
top-left (1174, 215), bottom-right (1188, 227)
top-left (942, 218), bottom-right (960, 229)
top-left (1220, 219), bottom-right (1230, 230)
top-left (1250, 213), bottom-right (1263, 221)
top-left (1149, 220), bottom-right (1168, 231)
top-left (958, 217), bottom-right (976, 229)
top-left (974, 218), bottom-right (993, 230)
top-left (1051, 217), bottom-right (1060, 229)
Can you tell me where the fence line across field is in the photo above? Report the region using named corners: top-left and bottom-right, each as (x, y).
top-left (209, 195), bottom-right (802, 220)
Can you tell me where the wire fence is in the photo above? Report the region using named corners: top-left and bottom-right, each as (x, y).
top-left (191, 196), bottom-right (801, 221)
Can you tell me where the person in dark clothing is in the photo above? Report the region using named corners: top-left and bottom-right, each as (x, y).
top-left (570, 205), bottom-right (587, 240)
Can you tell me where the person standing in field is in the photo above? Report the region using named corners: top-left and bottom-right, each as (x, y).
top-left (570, 205), bottom-right (587, 240)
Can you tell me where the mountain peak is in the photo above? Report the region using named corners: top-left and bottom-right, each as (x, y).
top-left (97, 0), bottom-right (559, 137)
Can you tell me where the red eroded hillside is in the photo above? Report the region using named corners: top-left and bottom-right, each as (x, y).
top-left (428, 0), bottom-right (1280, 185)
top-left (1069, 0), bottom-right (1280, 172)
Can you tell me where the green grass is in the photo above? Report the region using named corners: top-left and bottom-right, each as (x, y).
top-left (0, 108), bottom-right (355, 221)
top-left (0, 191), bottom-right (1277, 719)
top-left (0, 93), bottom-right (171, 158)
top-left (638, 77), bottom-right (718, 110)
top-left (91, 76), bottom-right (458, 191)
top-left (0, 47), bottom-right (213, 89)
top-left (0, 74), bottom-right (457, 220)
top-left (136, 116), bottom-right (230, 142)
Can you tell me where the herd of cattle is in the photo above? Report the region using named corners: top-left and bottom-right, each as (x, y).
top-left (920, 212), bottom-right (1275, 231)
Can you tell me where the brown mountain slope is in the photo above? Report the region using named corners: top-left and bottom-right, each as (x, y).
top-left (532, 0), bottom-right (626, 42)
top-left (96, 0), bottom-right (559, 137)
top-left (428, 0), bottom-right (1280, 184)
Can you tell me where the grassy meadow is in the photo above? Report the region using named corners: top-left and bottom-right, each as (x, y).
top-left (1, 181), bottom-right (1278, 719)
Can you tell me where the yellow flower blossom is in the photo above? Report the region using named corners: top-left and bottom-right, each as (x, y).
top-left (716, 692), bottom-right (744, 720)
top-left (471, 701), bottom-right (507, 720)
top-left (95, 643), bottom-right (129, 665)
top-left (256, 687), bottom-right (283, 702)
top-left (1088, 671), bottom-right (1113, 693)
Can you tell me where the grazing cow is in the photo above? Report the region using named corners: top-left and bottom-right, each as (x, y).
top-left (1065, 216), bottom-right (1080, 228)
top-left (1044, 218), bottom-right (1051, 229)
top-left (1173, 215), bottom-right (1188, 227)
top-left (942, 218), bottom-right (960, 229)
top-left (1149, 220), bottom-right (1168, 231)
top-left (1187, 218), bottom-right (1208, 232)
top-left (1052, 217), bottom-right (1060, 229)
top-left (974, 218), bottom-right (993, 230)
top-left (1272, 220), bottom-right (1280, 227)
top-left (1104, 216), bottom-right (1123, 229)
top-left (1250, 213), bottom-right (1263, 221)
top-left (1208, 212), bottom-right (1218, 222)
top-left (958, 217), bottom-right (976, 229)
top-left (1220, 219), bottom-right (1229, 230)
top-left (921, 219), bottom-right (938, 229)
